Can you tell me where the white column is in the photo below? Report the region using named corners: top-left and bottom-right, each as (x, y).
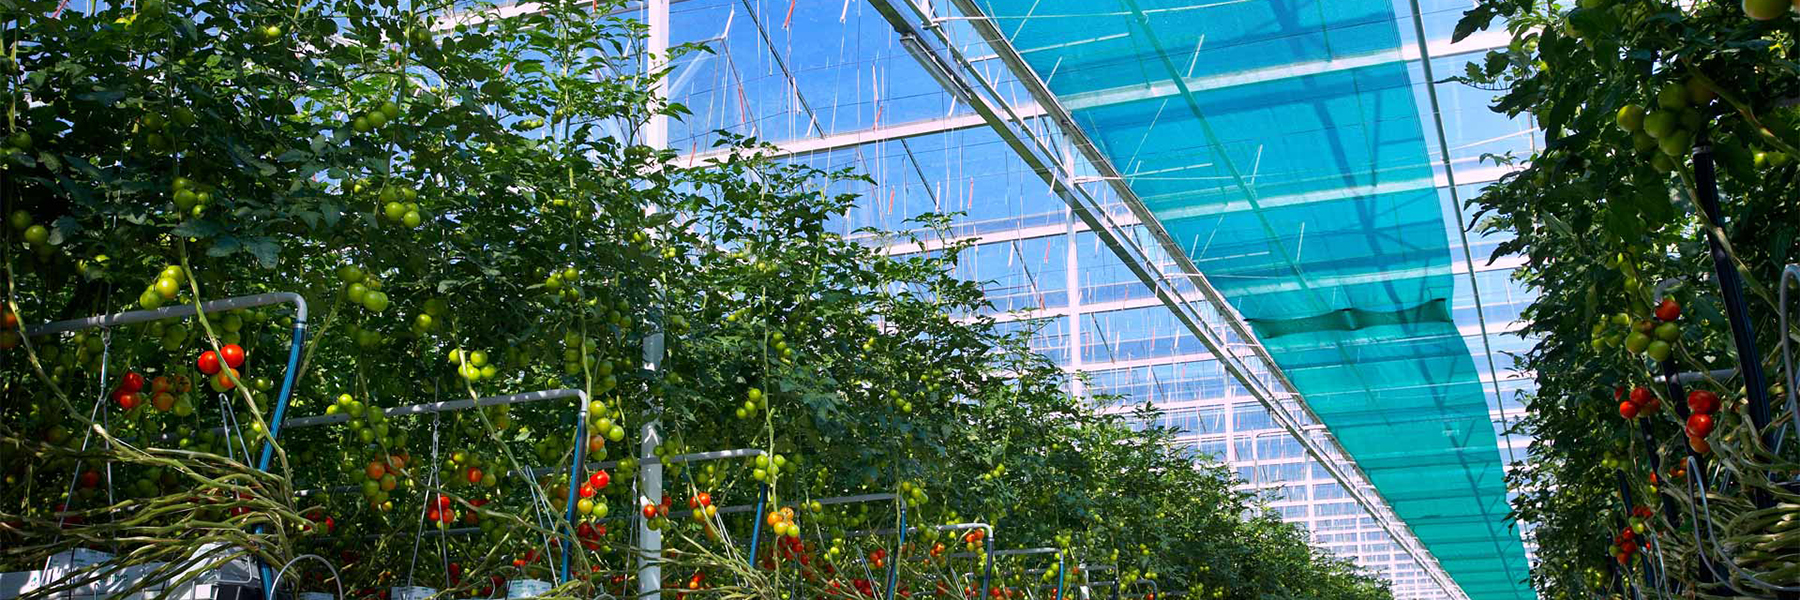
top-left (637, 1), bottom-right (668, 598)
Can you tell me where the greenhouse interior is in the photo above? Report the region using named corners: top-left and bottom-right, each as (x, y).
top-left (1, 0), bottom-right (1797, 599)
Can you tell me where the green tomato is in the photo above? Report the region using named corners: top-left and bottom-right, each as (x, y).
top-left (155, 277), bottom-right (179, 299)
top-left (1623, 331), bottom-right (1651, 354)
top-left (1654, 321), bottom-right (1680, 342)
top-left (402, 210), bottom-right (422, 228)
top-left (22, 224), bottom-right (48, 245)
top-left (1646, 340), bottom-right (1672, 362)
top-left (1656, 82), bottom-right (1688, 110)
top-left (346, 283), bottom-right (368, 303)
top-left (380, 101), bottom-right (401, 120)
top-left (384, 202), bottom-right (407, 221)
top-left (352, 116), bottom-right (372, 133)
top-left (366, 111), bottom-right (388, 128)
top-left (8, 210), bottom-right (30, 231)
top-left (362, 291), bottom-right (390, 313)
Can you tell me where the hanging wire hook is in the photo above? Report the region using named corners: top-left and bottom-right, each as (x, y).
top-left (269, 554), bottom-right (346, 600)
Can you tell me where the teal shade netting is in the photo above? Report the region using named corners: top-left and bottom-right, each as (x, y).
top-left (968, 0), bottom-right (1532, 598)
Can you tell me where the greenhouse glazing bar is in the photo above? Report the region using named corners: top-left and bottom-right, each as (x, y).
top-left (861, 3), bottom-right (1466, 599)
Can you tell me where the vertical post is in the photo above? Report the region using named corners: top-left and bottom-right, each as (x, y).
top-left (1055, 553), bottom-right (1065, 600)
top-left (256, 316), bottom-right (308, 600)
top-left (980, 534), bottom-right (993, 600)
top-left (886, 502), bottom-right (906, 600)
top-left (638, 2), bottom-right (669, 599)
top-left (746, 484), bottom-right (769, 565)
top-left (560, 409), bottom-right (587, 582)
top-left (1065, 216), bottom-right (1083, 397)
top-left (1691, 132), bottom-right (1777, 484)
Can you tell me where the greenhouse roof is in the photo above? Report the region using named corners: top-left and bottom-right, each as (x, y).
top-left (964, 0), bottom-right (1533, 598)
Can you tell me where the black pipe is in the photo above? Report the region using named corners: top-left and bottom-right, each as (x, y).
top-left (1691, 131), bottom-right (1778, 488)
top-left (1692, 130), bottom-right (1792, 600)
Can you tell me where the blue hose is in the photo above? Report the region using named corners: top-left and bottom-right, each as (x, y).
top-left (257, 321), bottom-right (308, 600)
top-left (560, 409), bottom-right (588, 583)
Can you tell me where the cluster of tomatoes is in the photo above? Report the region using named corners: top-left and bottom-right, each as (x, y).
top-left (360, 453), bottom-right (412, 510)
top-left (672, 570), bottom-right (707, 600)
top-left (959, 526), bottom-right (987, 552)
top-left (640, 493), bottom-right (674, 531)
top-left (110, 371), bottom-right (193, 413)
top-left (168, 177), bottom-right (216, 220)
top-left (348, 101), bottom-right (402, 135)
top-left (423, 494), bottom-right (484, 530)
top-left (1685, 389), bottom-right (1722, 453)
top-left (1608, 520), bottom-right (1653, 565)
top-left (575, 469), bottom-right (612, 517)
top-left (338, 265), bottom-right (391, 314)
top-left (194, 343), bottom-right (248, 392)
top-left (574, 520), bottom-right (608, 550)
top-left (762, 504), bottom-right (803, 538)
top-left (1616, 386), bottom-right (1660, 420)
top-left (293, 506), bottom-right (338, 539)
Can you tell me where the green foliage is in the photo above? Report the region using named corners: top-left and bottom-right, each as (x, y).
top-left (1454, 0), bottom-right (1800, 594)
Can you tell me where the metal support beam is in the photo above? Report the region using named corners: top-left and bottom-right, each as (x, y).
top-left (677, 108), bottom-right (1043, 167)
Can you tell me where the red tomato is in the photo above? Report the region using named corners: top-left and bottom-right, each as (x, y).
top-left (1618, 400), bottom-right (1639, 419)
top-left (1687, 390), bottom-right (1720, 414)
top-left (1655, 298), bottom-right (1681, 322)
top-left (466, 467), bottom-right (483, 484)
top-left (1628, 387), bottom-right (1652, 405)
top-left (117, 392), bottom-right (142, 410)
top-left (1686, 413), bottom-right (1716, 438)
top-left (220, 344), bottom-right (246, 368)
top-left (120, 372), bottom-right (146, 392)
top-left (196, 350), bottom-right (221, 375)
top-left (696, 491), bottom-right (710, 507)
top-left (580, 482), bottom-right (596, 498)
top-left (78, 470), bottom-right (100, 488)
top-left (642, 503), bottom-right (657, 518)
top-left (589, 470), bottom-right (609, 489)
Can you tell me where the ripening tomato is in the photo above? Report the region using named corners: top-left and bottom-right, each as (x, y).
top-left (196, 350), bottom-right (221, 375)
top-left (151, 392), bottom-right (176, 412)
top-left (220, 344), bottom-right (246, 368)
top-left (150, 376), bottom-right (172, 393)
top-left (211, 368), bottom-right (239, 392)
